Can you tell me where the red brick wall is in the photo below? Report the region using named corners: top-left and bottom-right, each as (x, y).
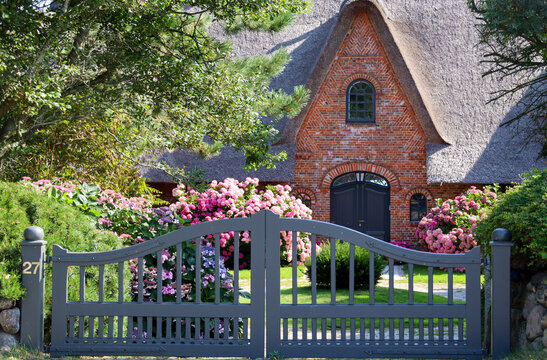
top-left (290, 10), bottom-right (478, 244)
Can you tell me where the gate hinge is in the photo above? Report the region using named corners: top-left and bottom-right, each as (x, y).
top-left (481, 257), bottom-right (489, 266)
top-left (45, 255), bottom-right (52, 265)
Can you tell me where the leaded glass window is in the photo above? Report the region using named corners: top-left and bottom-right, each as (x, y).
top-left (346, 80), bottom-right (375, 123)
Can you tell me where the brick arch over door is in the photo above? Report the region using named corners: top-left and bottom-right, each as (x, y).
top-left (321, 162), bottom-right (400, 189)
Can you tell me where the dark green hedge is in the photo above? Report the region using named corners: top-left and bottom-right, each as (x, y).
top-left (475, 169), bottom-right (546, 271)
top-left (305, 240), bottom-right (386, 290)
top-left (0, 181), bottom-right (125, 331)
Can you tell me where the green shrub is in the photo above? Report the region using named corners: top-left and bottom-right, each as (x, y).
top-left (304, 240), bottom-right (386, 289)
top-left (475, 169), bottom-right (547, 271)
top-left (0, 181), bottom-right (125, 335)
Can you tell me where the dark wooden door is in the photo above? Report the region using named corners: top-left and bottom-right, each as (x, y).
top-left (331, 172), bottom-right (390, 241)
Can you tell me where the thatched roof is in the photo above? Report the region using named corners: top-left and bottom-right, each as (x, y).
top-left (142, 0), bottom-right (545, 184)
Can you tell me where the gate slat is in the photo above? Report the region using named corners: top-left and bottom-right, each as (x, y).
top-left (292, 231), bottom-right (297, 305)
top-left (117, 262), bottom-right (124, 303)
top-left (137, 258), bottom-right (143, 303)
top-left (293, 317), bottom-right (298, 340)
top-left (409, 317), bottom-right (414, 341)
top-left (369, 252), bottom-right (375, 304)
top-left (79, 266), bottom-right (85, 302)
top-left (223, 317), bottom-right (229, 340)
top-left (98, 316), bottom-right (104, 339)
top-left (283, 318), bottom-right (288, 340)
top-left (428, 266), bottom-right (433, 304)
top-left (303, 318), bottom-right (308, 340)
top-left (379, 318), bottom-right (384, 340)
top-left (388, 258), bottom-right (394, 304)
top-left (428, 318), bottom-right (434, 341)
top-left (399, 318), bottom-right (403, 341)
top-left (449, 318), bottom-right (454, 340)
top-left (166, 317), bottom-right (172, 338)
top-left (311, 234), bottom-right (317, 305)
top-left (389, 318), bottom-right (394, 340)
top-left (234, 232), bottom-right (239, 304)
top-left (321, 318), bottom-right (326, 340)
top-left (195, 238), bottom-right (201, 304)
top-left (108, 316), bottom-right (113, 338)
top-left (350, 318), bottom-right (355, 340)
top-left (68, 316), bottom-right (75, 338)
top-left (330, 238), bottom-right (336, 305)
top-left (185, 317), bottom-right (190, 339)
top-left (156, 316), bottom-right (161, 339)
top-left (214, 234), bottom-right (220, 304)
top-left (448, 268), bottom-right (453, 304)
top-left (147, 317), bottom-right (152, 339)
top-left (175, 317), bottom-right (181, 339)
top-left (157, 250), bottom-right (163, 304)
top-left (369, 317), bottom-right (375, 340)
top-left (349, 244), bottom-right (355, 305)
top-left (176, 244), bottom-right (182, 304)
top-left (99, 265), bottom-right (104, 303)
top-left (194, 317), bottom-right (200, 339)
top-left (419, 318), bottom-right (424, 340)
top-left (214, 317), bottom-right (219, 339)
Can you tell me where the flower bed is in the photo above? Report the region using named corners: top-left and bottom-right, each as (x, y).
top-left (416, 186), bottom-right (498, 255)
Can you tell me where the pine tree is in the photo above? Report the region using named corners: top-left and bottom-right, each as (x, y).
top-left (0, 0), bottom-right (311, 193)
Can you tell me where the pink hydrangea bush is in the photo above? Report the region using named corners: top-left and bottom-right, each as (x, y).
top-left (416, 186), bottom-right (498, 254)
top-left (170, 177), bottom-right (315, 266)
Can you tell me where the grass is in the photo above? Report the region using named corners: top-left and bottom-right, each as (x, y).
top-left (397, 264), bottom-right (467, 286)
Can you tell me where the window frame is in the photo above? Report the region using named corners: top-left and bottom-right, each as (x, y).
top-left (409, 193), bottom-right (428, 222)
top-left (345, 79), bottom-right (376, 124)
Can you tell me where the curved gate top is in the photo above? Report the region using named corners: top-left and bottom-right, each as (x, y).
top-left (50, 210), bottom-right (482, 359)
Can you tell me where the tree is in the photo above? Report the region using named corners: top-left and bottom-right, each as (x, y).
top-left (468, 0), bottom-right (546, 157)
top-left (0, 0), bottom-right (310, 193)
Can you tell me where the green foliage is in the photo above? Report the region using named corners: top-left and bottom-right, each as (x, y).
top-left (0, 0), bottom-right (311, 186)
top-left (304, 240), bottom-right (386, 290)
top-left (475, 169), bottom-right (547, 270)
top-left (0, 181), bottom-right (126, 337)
top-left (468, 0), bottom-right (546, 157)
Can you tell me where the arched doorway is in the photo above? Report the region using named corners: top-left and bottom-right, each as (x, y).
top-left (330, 171), bottom-right (390, 241)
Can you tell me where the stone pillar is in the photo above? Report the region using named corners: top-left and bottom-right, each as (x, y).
top-left (20, 226), bottom-right (46, 350)
top-left (490, 228), bottom-right (513, 359)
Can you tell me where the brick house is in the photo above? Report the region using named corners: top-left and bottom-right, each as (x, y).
top-left (143, 1), bottom-right (544, 244)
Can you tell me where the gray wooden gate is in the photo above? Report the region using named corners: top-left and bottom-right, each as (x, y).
top-left (49, 210), bottom-right (483, 359)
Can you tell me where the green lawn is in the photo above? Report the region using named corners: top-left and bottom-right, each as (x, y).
top-left (397, 264), bottom-right (467, 286)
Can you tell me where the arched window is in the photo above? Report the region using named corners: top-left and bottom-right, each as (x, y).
top-left (346, 80), bottom-right (375, 123)
top-left (295, 192), bottom-right (312, 209)
top-left (410, 193), bottom-right (427, 222)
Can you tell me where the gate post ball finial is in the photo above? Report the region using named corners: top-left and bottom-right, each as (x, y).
top-left (491, 228), bottom-right (511, 242)
top-left (24, 226), bottom-right (44, 241)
